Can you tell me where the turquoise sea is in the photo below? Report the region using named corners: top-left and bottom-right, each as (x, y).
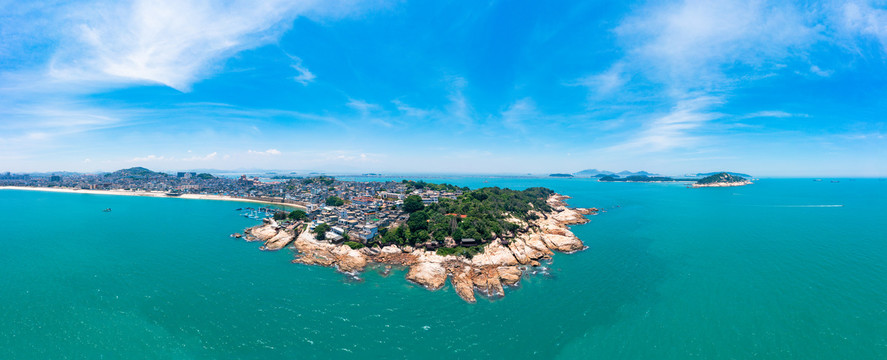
top-left (2, 178), bottom-right (886, 359)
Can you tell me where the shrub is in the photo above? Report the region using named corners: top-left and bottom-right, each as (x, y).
top-left (344, 241), bottom-right (365, 250)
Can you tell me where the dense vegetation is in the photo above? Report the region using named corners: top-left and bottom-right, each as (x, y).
top-left (325, 195), bottom-right (345, 207)
top-left (369, 186), bottom-right (555, 252)
top-left (401, 180), bottom-right (466, 192)
top-left (696, 172), bottom-right (747, 184)
top-left (105, 167), bottom-right (167, 179)
top-left (288, 209), bottom-right (308, 221)
top-left (402, 195), bottom-right (425, 213)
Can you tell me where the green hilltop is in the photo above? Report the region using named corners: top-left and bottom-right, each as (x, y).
top-left (696, 172), bottom-right (748, 185)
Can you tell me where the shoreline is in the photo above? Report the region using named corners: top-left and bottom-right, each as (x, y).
top-left (0, 186), bottom-right (305, 209)
top-left (691, 181), bottom-right (752, 188)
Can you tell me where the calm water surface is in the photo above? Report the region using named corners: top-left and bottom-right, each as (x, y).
top-left (1, 178), bottom-right (885, 359)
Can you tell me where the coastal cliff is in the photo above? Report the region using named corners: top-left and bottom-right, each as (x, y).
top-left (241, 194), bottom-right (597, 303)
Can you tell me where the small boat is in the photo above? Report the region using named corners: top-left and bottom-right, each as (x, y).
top-left (102, 208), bottom-right (112, 212)
top-left (813, 179), bottom-right (822, 182)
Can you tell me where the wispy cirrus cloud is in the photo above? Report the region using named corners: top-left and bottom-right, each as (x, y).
top-left (45, 0), bottom-right (384, 91)
top-left (182, 152), bottom-right (218, 161)
top-left (128, 154), bottom-right (166, 162)
top-left (607, 96), bottom-right (724, 153)
top-left (290, 56), bottom-right (316, 85)
top-left (248, 149), bottom-right (282, 156)
top-left (587, 0), bottom-right (822, 153)
top-left (613, 0), bottom-right (818, 93)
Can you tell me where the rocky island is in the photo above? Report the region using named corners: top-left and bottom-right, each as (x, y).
top-left (241, 185), bottom-right (597, 303)
top-left (692, 172), bottom-right (752, 188)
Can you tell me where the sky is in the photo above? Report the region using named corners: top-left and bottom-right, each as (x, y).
top-left (1, 0), bottom-right (886, 176)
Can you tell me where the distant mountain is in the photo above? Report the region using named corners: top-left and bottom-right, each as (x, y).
top-left (600, 175), bottom-right (679, 182)
top-left (575, 169), bottom-right (660, 177)
top-left (696, 171), bottom-right (751, 178)
top-left (574, 169), bottom-right (614, 176)
top-left (549, 173), bottom-right (574, 178)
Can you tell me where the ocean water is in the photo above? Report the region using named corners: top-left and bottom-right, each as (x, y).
top-left (1, 178), bottom-right (886, 359)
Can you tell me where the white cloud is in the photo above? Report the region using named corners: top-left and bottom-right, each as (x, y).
top-left (290, 56), bottom-right (316, 85)
top-left (444, 76), bottom-right (474, 126)
top-left (615, 0), bottom-right (818, 92)
top-left (500, 98), bottom-right (538, 133)
top-left (840, 1), bottom-right (887, 50)
top-left (608, 96), bottom-right (723, 152)
top-left (575, 62), bottom-right (627, 95)
top-left (183, 152), bottom-right (218, 161)
top-left (392, 99), bottom-right (430, 118)
top-left (347, 98), bottom-right (381, 114)
top-left (248, 149), bottom-right (281, 156)
top-left (809, 65), bottom-right (832, 77)
top-left (129, 154), bottom-right (166, 162)
top-left (741, 110), bottom-right (807, 119)
top-left (48, 0), bottom-right (380, 91)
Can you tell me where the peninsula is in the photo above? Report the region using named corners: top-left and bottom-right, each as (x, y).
top-left (243, 186), bottom-right (596, 303)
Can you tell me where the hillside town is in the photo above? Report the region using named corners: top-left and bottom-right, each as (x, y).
top-left (0, 167), bottom-right (464, 246)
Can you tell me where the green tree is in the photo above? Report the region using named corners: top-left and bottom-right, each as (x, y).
top-left (313, 223), bottom-right (331, 240)
top-left (325, 196), bottom-right (345, 207)
top-left (406, 211), bottom-right (429, 231)
top-left (288, 210), bottom-right (308, 221)
top-left (403, 195), bottom-right (425, 213)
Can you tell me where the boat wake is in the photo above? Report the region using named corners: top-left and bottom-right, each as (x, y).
top-left (772, 205), bottom-right (844, 208)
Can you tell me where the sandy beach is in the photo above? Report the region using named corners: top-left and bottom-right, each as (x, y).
top-left (0, 186), bottom-right (305, 209)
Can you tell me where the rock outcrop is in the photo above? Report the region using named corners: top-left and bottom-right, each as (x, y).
top-left (243, 218), bottom-right (296, 250)
top-left (406, 262), bottom-right (447, 290)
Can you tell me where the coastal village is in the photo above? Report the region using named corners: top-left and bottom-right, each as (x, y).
top-left (0, 167), bottom-right (461, 246)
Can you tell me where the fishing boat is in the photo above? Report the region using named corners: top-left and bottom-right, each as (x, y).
top-left (102, 208), bottom-right (112, 212)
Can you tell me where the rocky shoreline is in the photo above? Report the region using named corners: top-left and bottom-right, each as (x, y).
top-left (240, 194), bottom-right (597, 303)
top-left (692, 180), bottom-right (752, 188)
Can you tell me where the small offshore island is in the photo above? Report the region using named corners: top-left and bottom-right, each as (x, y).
top-left (691, 172), bottom-right (753, 188)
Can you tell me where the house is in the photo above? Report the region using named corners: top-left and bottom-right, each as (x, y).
top-left (460, 238), bottom-right (477, 246)
top-left (326, 233), bottom-right (345, 243)
top-left (354, 224), bottom-right (378, 239)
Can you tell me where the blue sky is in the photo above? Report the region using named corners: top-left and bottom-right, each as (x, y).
top-left (1, 0), bottom-right (886, 176)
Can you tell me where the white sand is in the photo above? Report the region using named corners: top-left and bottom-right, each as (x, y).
top-left (0, 186), bottom-right (305, 209)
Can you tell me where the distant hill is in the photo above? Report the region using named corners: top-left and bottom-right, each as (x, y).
top-left (617, 170), bottom-right (657, 176)
top-left (696, 171), bottom-right (751, 178)
top-left (574, 169), bottom-right (613, 176)
top-left (549, 173), bottom-right (574, 178)
top-left (575, 169), bottom-right (658, 177)
top-left (108, 167), bottom-right (168, 178)
top-left (695, 172), bottom-right (749, 186)
top-left (600, 175), bottom-right (680, 182)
